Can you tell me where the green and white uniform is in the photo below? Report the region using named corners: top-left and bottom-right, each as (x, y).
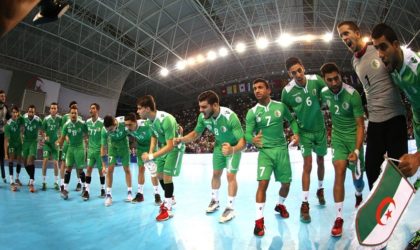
top-left (4, 116), bottom-right (23, 157)
top-left (42, 114), bottom-right (62, 160)
top-left (194, 107), bottom-right (244, 173)
top-left (281, 74), bottom-right (327, 157)
top-left (245, 100), bottom-right (299, 182)
top-left (127, 119), bottom-right (152, 167)
top-left (101, 116), bottom-right (130, 167)
top-left (61, 113), bottom-right (82, 161)
top-left (150, 111), bottom-right (185, 177)
top-left (391, 47), bottom-right (420, 151)
top-left (86, 117), bottom-right (104, 169)
top-left (22, 114), bottom-right (42, 158)
top-left (62, 119), bottom-right (88, 169)
top-left (321, 83), bottom-right (365, 171)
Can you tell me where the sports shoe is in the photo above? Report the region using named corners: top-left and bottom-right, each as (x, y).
top-left (29, 184), bottom-right (36, 193)
top-left (99, 189), bottom-right (106, 198)
top-left (219, 207), bottom-right (235, 223)
top-left (3, 178), bottom-right (7, 183)
top-left (355, 194), bottom-right (363, 208)
top-left (331, 217), bottom-right (344, 237)
top-left (105, 194), bottom-right (112, 206)
top-left (206, 199), bottom-right (220, 213)
top-left (125, 191), bottom-right (133, 202)
top-left (42, 183), bottom-right (47, 191)
top-left (131, 193), bottom-right (144, 203)
top-left (15, 179), bottom-right (22, 186)
top-left (61, 189), bottom-right (69, 200)
top-left (154, 193), bottom-right (162, 205)
top-left (406, 230), bottom-right (420, 250)
top-left (75, 183), bottom-right (82, 191)
top-left (82, 190), bottom-right (89, 201)
top-left (156, 205), bottom-right (173, 221)
top-left (80, 187), bottom-right (86, 196)
top-left (254, 217), bottom-right (265, 237)
top-left (10, 183), bottom-right (18, 192)
top-left (316, 188), bottom-right (326, 205)
top-left (54, 183), bottom-right (59, 191)
top-left (300, 202), bottom-right (311, 223)
top-left (274, 204), bottom-right (290, 218)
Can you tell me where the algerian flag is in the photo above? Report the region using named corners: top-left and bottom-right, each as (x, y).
top-left (355, 159), bottom-right (416, 246)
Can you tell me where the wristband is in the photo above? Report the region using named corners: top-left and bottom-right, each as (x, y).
top-left (148, 153), bottom-right (154, 161)
top-left (354, 149), bottom-right (360, 157)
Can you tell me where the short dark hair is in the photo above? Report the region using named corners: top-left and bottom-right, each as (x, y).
top-left (0, 90), bottom-right (5, 95)
top-left (69, 101), bottom-right (77, 108)
top-left (320, 63), bottom-right (341, 77)
top-left (103, 115), bottom-right (114, 128)
top-left (337, 21), bottom-right (360, 32)
top-left (90, 103), bottom-right (100, 110)
top-left (50, 102), bottom-right (58, 106)
top-left (371, 23), bottom-right (398, 43)
top-left (253, 78), bottom-right (270, 89)
top-left (198, 90), bottom-right (219, 105)
top-left (124, 112), bottom-right (137, 122)
top-left (70, 104), bottom-right (78, 111)
top-left (285, 57), bottom-right (303, 70)
top-left (28, 104), bottom-right (36, 110)
top-left (137, 95), bottom-right (156, 111)
top-left (11, 105), bottom-right (19, 112)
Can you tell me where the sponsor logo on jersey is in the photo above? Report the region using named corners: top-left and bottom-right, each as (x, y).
top-left (342, 102), bottom-right (349, 110)
top-left (295, 96), bottom-right (302, 103)
top-left (274, 110), bottom-right (281, 117)
top-left (221, 126), bottom-right (227, 133)
top-left (312, 89), bottom-right (317, 96)
top-left (371, 59), bottom-right (381, 69)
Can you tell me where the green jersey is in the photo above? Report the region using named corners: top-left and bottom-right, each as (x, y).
top-left (245, 100), bottom-right (299, 148)
top-left (62, 119), bottom-right (88, 147)
top-left (4, 117), bottom-right (23, 145)
top-left (101, 116), bottom-right (128, 148)
top-left (86, 117), bottom-right (103, 151)
top-left (391, 47), bottom-right (420, 110)
top-left (42, 114), bottom-right (62, 143)
top-left (22, 114), bottom-right (42, 142)
top-left (128, 119), bottom-right (152, 147)
top-left (321, 83), bottom-right (364, 142)
top-left (149, 111), bottom-right (179, 147)
top-left (281, 74), bottom-right (326, 132)
top-left (194, 107), bottom-right (244, 147)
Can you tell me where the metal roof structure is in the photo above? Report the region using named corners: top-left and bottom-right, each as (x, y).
top-left (0, 0), bottom-right (418, 113)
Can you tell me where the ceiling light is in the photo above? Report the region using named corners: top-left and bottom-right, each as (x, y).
top-left (235, 42), bottom-right (246, 53)
top-left (277, 33), bottom-right (293, 47)
top-left (362, 36), bottom-right (370, 43)
top-left (256, 37), bottom-right (269, 49)
top-left (187, 57), bottom-right (196, 66)
top-left (323, 32), bottom-right (333, 42)
top-left (219, 47), bottom-right (228, 57)
top-left (160, 68), bottom-right (169, 77)
top-left (176, 60), bottom-right (186, 70)
top-left (196, 54), bottom-right (206, 63)
top-left (207, 50), bottom-right (217, 61)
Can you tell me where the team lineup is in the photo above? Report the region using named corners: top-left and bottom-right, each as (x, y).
top-left (1, 21), bottom-right (419, 248)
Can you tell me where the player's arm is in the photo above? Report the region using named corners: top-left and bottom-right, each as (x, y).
top-left (245, 109), bottom-right (262, 147)
top-left (283, 104), bottom-right (299, 145)
top-left (398, 152), bottom-right (420, 177)
top-left (348, 91), bottom-right (365, 162)
top-left (4, 127), bottom-right (9, 160)
top-left (56, 124), bottom-right (67, 147)
top-left (177, 115), bottom-right (204, 145)
top-left (148, 136), bottom-right (157, 155)
top-left (223, 113), bottom-right (246, 155)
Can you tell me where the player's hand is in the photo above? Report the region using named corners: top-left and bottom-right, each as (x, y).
top-left (141, 152), bottom-right (149, 162)
top-left (347, 152), bottom-right (358, 164)
top-left (398, 153), bottom-right (420, 177)
top-left (102, 167), bottom-right (107, 175)
top-left (252, 130), bottom-right (263, 148)
top-left (44, 136), bottom-right (49, 142)
top-left (222, 143), bottom-right (233, 156)
top-left (291, 134), bottom-right (299, 146)
top-left (173, 137), bottom-right (182, 146)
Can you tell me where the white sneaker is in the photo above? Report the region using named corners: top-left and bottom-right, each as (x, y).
top-left (219, 207), bottom-right (235, 223)
top-left (105, 195), bottom-right (113, 207)
top-left (206, 199), bottom-right (220, 213)
top-left (125, 192), bottom-right (133, 202)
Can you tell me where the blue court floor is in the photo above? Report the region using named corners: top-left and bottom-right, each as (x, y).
top-left (0, 146), bottom-right (419, 250)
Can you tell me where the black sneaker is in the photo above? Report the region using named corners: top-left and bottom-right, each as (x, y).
top-left (41, 183), bottom-right (47, 191)
top-left (82, 190), bottom-right (89, 201)
top-left (61, 189), bottom-right (69, 200)
top-left (75, 183), bottom-right (82, 191)
top-left (99, 189), bottom-right (106, 198)
top-left (60, 185), bottom-right (64, 192)
top-left (80, 186), bottom-right (86, 196)
top-left (131, 193), bottom-right (144, 203)
top-left (154, 193), bottom-right (162, 206)
top-left (406, 230), bottom-right (420, 250)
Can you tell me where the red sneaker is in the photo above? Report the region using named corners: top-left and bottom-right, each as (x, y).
top-left (156, 206), bottom-right (173, 221)
top-left (29, 184), bottom-right (36, 193)
top-left (331, 217), bottom-right (344, 237)
top-left (274, 204), bottom-right (290, 218)
top-left (254, 217), bottom-right (265, 237)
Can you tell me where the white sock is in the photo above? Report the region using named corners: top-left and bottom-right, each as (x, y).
top-left (85, 183), bottom-right (90, 192)
top-left (42, 175), bottom-right (46, 183)
top-left (9, 175), bottom-right (14, 183)
top-left (30, 179), bottom-right (34, 185)
top-left (153, 185), bottom-right (159, 194)
top-left (256, 202), bottom-right (265, 220)
top-left (335, 202), bottom-right (344, 218)
top-left (106, 187), bottom-right (112, 196)
top-left (138, 184), bottom-right (144, 194)
top-left (318, 181), bottom-right (323, 189)
top-left (54, 176), bottom-right (58, 183)
top-left (64, 183), bottom-right (68, 191)
top-left (302, 191), bottom-right (309, 202)
top-left (60, 178), bottom-right (64, 186)
top-left (78, 178), bottom-right (81, 184)
top-left (227, 196), bottom-right (235, 209)
top-left (278, 195), bottom-right (286, 205)
top-left (127, 187), bottom-right (132, 193)
top-left (16, 173), bottom-right (19, 178)
top-left (212, 189), bottom-right (219, 202)
top-left (165, 198), bottom-right (172, 210)
top-left (355, 190), bottom-right (362, 196)
top-left (101, 184), bottom-right (105, 189)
